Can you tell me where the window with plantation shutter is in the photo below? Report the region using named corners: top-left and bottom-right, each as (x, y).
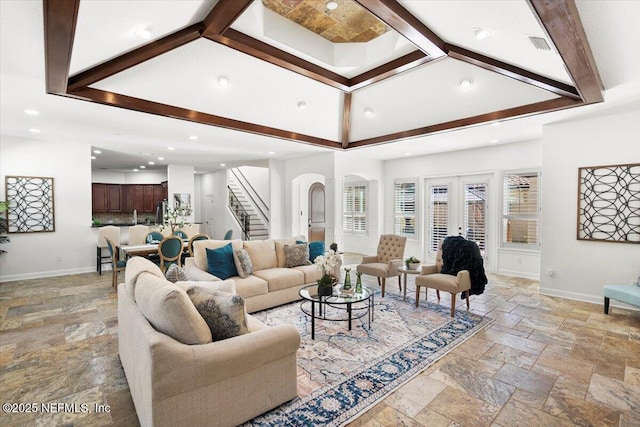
top-left (394, 181), bottom-right (416, 237)
top-left (343, 182), bottom-right (367, 233)
top-left (429, 185), bottom-right (448, 252)
top-left (502, 172), bottom-right (539, 248)
top-left (464, 183), bottom-right (487, 253)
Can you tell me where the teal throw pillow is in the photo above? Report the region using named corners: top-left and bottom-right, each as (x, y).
top-left (206, 244), bottom-right (238, 280)
top-left (308, 241), bottom-right (325, 263)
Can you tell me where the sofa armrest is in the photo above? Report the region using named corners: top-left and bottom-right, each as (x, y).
top-left (361, 255), bottom-right (378, 264)
top-left (151, 324), bottom-right (300, 401)
top-left (420, 264), bottom-right (439, 275)
top-left (184, 257), bottom-right (221, 281)
top-left (388, 258), bottom-right (403, 275)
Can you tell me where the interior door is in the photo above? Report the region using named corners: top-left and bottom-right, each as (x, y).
top-left (308, 183), bottom-right (325, 242)
top-left (425, 175), bottom-right (489, 259)
top-left (204, 195), bottom-right (215, 238)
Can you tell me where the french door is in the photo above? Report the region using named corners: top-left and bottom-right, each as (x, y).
top-left (425, 175), bottom-right (490, 258)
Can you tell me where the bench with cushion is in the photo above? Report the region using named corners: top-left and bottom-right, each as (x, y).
top-left (603, 284), bottom-right (640, 314)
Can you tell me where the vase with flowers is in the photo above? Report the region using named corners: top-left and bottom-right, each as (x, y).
top-left (314, 249), bottom-right (340, 297)
top-left (160, 205), bottom-right (193, 233)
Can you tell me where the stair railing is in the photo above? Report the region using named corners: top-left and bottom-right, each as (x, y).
top-left (230, 168), bottom-right (270, 228)
top-left (228, 186), bottom-right (251, 240)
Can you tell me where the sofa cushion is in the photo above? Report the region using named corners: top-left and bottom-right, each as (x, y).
top-left (232, 275), bottom-right (269, 299)
top-left (233, 248), bottom-right (254, 278)
top-left (244, 239), bottom-right (277, 271)
top-left (134, 273), bottom-right (212, 344)
top-left (206, 244), bottom-right (238, 280)
top-left (193, 239), bottom-right (243, 271)
top-left (182, 286), bottom-right (249, 342)
top-left (284, 243), bottom-right (312, 268)
top-left (308, 241), bottom-right (325, 263)
top-left (275, 238), bottom-right (297, 267)
top-left (175, 279), bottom-right (236, 295)
top-left (165, 263), bottom-right (189, 283)
top-left (293, 264), bottom-right (323, 283)
top-left (253, 268), bottom-right (305, 292)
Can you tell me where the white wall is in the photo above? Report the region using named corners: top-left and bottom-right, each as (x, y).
top-left (200, 170), bottom-right (241, 239)
top-left (167, 164), bottom-right (195, 222)
top-left (91, 170), bottom-right (167, 184)
top-left (383, 140), bottom-right (542, 275)
top-left (540, 107), bottom-right (640, 305)
top-left (0, 135), bottom-right (95, 281)
top-left (237, 166), bottom-right (269, 206)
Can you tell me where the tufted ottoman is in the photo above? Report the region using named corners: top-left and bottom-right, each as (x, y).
top-left (603, 284), bottom-right (640, 314)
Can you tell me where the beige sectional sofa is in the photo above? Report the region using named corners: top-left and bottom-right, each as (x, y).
top-left (118, 257), bottom-right (300, 427)
top-left (184, 237), bottom-right (327, 313)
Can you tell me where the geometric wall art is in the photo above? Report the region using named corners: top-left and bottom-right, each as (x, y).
top-left (5, 176), bottom-right (55, 233)
top-left (577, 163), bottom-right (639, 243)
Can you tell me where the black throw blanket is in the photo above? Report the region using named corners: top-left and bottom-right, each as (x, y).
top-left (440, 236), bottom-right (487, 297)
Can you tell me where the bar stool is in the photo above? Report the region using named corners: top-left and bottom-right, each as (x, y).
top-left (97, 225), bottom-right (120, 275)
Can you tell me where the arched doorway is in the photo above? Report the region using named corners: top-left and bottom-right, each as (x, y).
top-left (308, 182), bottom-right (325, 242)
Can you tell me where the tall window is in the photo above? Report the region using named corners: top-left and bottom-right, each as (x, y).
top-left (429, 185), bottom-right (448, 252)
top-left (343, 183), bottom-right (367, 232)
top-left (502, 172), bottom-right (539, 248)
top-left (394, 181), bottom-right (416, 237)
top-left (464, 183), bottom-right (487, 253)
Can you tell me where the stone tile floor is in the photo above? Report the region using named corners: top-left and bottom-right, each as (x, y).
top-left (0, 256), bottom-right (638, 426)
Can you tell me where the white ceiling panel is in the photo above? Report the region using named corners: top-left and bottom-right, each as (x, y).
top-left (350, 57), bottom-right (558, 141)
top-left (399, 0), bottom-right (573, 85)
top-left (92, 39), bottom-right (343, 141)
top-left (70, 0), bottom-right (214, 75)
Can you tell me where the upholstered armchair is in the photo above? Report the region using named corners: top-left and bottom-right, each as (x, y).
top-left (356, 234), bottom-right (407, 297)
top-left (415, 241), bottom-right (471, 317)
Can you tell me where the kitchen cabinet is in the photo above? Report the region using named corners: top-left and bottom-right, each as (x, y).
top-left (93, 183), bottom-right (166, 213)
top-left (92, 184), bottom-right (108, 212)
top-left (143, 186), bottom-right (155, 212)
top-left (106, 185), bottom-right (123, 212)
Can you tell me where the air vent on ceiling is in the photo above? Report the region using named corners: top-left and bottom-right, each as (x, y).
top-left (528, 36), bottom-right (551, 51)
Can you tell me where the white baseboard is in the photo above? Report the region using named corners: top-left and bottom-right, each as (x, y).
top-left (0, 266), bottom-right (97, 283)
top-left (497, 269), bottom-right (540, 280)
top-left (539, 286), bottom-right (640, 312)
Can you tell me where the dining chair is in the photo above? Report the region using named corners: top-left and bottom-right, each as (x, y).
top-left (105, 237), bottom-right (126, 288)
top-left (158, 236), bottom-right (183, 273)
top-left (187, 233), bottom-right (209, 257)
top-left (128, 224), bottom-right (150, 245)
top-left (145, 231), bottom-right (163, 244)
top-left (173, 230), bottom-right (188, 240)
top-left (223, 229), bottom-right (233, 240)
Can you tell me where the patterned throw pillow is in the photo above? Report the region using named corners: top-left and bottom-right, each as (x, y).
top-left (233, 249), bottom-right (254, 279)
top-left (165, 263), bottom-right (189, 283)
top-left (183, 286), bottom-right (249, 342)
top-left (284, 243), bottom-right (312, 268)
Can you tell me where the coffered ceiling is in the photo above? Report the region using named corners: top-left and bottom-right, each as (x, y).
top-left (44, 0), bottom-right (602, 152)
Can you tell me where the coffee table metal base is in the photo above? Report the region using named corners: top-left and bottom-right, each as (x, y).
top-left (299, 290), bottom-right (374, 340)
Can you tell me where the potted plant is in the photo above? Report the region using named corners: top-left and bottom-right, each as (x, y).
top-left (314, 250), bottom-right (340, 296)
top-left (405, 256), bottom-right (421, 270)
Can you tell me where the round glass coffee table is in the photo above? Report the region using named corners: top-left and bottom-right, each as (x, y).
top-left (299, 285), bottom-right (374, 340)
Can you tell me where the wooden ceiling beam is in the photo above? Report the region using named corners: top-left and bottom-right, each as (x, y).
top-left (354, 0), bottom-right (446, 58)
top-left (207, 29), bottom-right (351, 91)
top-left (348, 50), bottom-right (435, 91)
top-left (528, 0), bottom-right (603, 103)
top-left (43, 0), bottom-right (80, 94)
top-left (447, 44), bottom-right (581, 100)
top-left (202, 0), bottom-right (252, 38)
top-left (70, 87), bottom-right (343, 150)
top-left (341, 93), bottom-right (352, 148)
top-left (347, 97), bottom-right (581, 148)
top-left (68, 24), bottom-right (203, 92)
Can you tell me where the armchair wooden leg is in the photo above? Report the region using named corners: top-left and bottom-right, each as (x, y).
top-left (415, 286), bottom-right (420, 307)
top-left (377, 277), bottom-right (381, 287)
top-left (381, 277), bottom-right (386, 297)
top-left (436, 290), bottom-right (441, 300)
top-left (450, 292), bottom-right (456, 317)
top-left (466, 291), bottom-right (470, 310)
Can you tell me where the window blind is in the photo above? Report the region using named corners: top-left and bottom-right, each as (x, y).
top-left (464, 183), bottom-right (487, 252)
top-left (343, 183), bottom-right (367, 232)
top-left (394, 181), bottom-right (416, 236)
top-left (502, 173), bottom-right (539, 246)
top-left (429, 185), bottom-right (448, 252)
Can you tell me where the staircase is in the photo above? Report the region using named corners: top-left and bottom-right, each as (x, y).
top-left (228, 171), bottom-right (269, 240)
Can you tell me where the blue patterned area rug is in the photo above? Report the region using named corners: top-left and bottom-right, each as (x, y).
top-left (246, 289), bottom-right (492, 427)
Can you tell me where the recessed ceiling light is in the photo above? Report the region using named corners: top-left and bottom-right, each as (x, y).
top-left (364, 107), bottom-right (374, 116)
top-left (268, 151), bottom-right (275, 155)
top-left (459, 79), bottom-right (473, 89)
top-left (168, 147), bottom-right (175, 150)
top-left (93, 149), bottom-right (101, 154)
top-left (404, 152), bottom-right (411, 156)
top-left (148, 161), bottom-right (155, 165)
top-left (220, 163), bottom-right (226, 167)
top-left (133, 26), bottom-right (153, 40)
top-left (158, 157), bottom-right (164, 161)
top-left (189, 135), bottom-right (198, 140)
top-left (473, 28), bottom-right (491, 40)
top-left (297, 101), bottom-right (307, 109)
top-left (217, 75), bottom-right (229, 86)
top-left (28, 128), bottom-right (40, 133)
top-left (491, 139), bottom-right (499, 143)
top-left (133, 169), bottom-right (139, 172)
top-left (326, 1), bottom-right (338, 10)
top-left (91, 156), bottom-right (96, 160)
top-left (24, 108), bottom-right (39, 115)
top-left (140, 165), bottom-right (146, 169)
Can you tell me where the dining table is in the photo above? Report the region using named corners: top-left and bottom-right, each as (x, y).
top-left (120, 241), bottom-right (188, 259)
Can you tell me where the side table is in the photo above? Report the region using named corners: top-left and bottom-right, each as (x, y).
top-left (399, 266), bottom-right (421, 300)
